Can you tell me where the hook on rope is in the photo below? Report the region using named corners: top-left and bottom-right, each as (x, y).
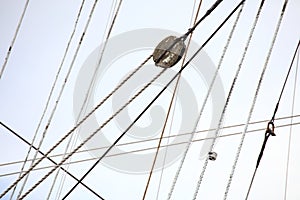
top-left (266, 121), bottom-right (276, 137)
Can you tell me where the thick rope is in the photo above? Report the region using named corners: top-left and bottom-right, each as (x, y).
top-left (0, 54), bottom-right (152, 198)
top-left (18, 68), bottom-right (166, 200)
top-left (0, 0), bottom-right (29, 78)
top-left (167, 2), bottom-right (245, 199)
top-left (192, 0), bottom-right (266, 199)
top-left (223, 1), bottom-right (289, 199)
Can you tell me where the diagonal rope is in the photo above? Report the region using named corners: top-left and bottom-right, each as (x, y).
top-left (167, 2), bottom-right (245, 199)
top-left (223, 1), bottom-right (289, 199)
top-left (0, 0), bottom-right (29, 78)
top-left (61, 2), bottom-right (247, 198)
top-left (0, 53), bottom-right (152, 199)
top-left (284, 45), bottom-right (299, 200)
top-left (0, 121), bottom-right (104, 199)
top-left (192, 0), bottom-right (266, 199)
top-left (49, 1), bottom-right (123, 199)
top-left (18, 68), bottom-right (166, 200)
top-left (12, 1), bottom-right (87, 199)
top-left (245, 39), bottom-right (300, 200)
top-left (142, 0), bottom-right (203, 199)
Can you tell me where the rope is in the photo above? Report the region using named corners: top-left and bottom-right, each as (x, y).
top-left (0, 121), bottom-right (104, 199)
top-left (17, 68), bottom-right (166, 199)
top-left (0, 54), bottom-right (152, 199)
top-left (193, 0), bottom-right (266, 198)
top-left (1, 118), bottom-right (300, 178)
top-left (0, 0), bottom-right (29, 78)
top-left (12, 1), bottom-right (87, 199)
top-left (49, 1), bottom-right (123, 199)
top-left (143, 0), bottom-right (203, 199)
top-left (223, 1), bottom-right (289, 199)
top-left (61, 2), bottom-right (247, 198)
top-left (168, 2), bottom-right (244, 199)
top-left (245, 40), bottom-right (300, 200)
top-left (284, 47), bottom-right (299, 200)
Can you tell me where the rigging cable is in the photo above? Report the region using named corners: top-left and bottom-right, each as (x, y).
top-left (245, 40), bottom-right (300, 200)
top-left (142, 0), bottom-right (203, 199)
top-left (49, 1), bottom-right (123, 199)
top-left (0, 121), bottom-right (104, 199)
top-left (0, 0), bottom-right (29, 78)
top-left (168, 2), bottom-right (245, 200)
top-left (193, 0), bottom-right (266, 199)
top-left (1, 118), bottom-right (300, 178)
top-left (60, 2), bottom-right (247, 199)
top-left (223, 1), bottom-right (289, 199)
top-left (12, 1), bottom-right (87, 199)
top-left (284, 46), bottom-right (299, 200)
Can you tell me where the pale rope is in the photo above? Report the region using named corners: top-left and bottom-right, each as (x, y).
top-left (0, 51), bottom-right (152, 198)
top-left (50, 1), bottom-right (122, 199)
top-left (193, 1), bottom-right (266, 199)
top-left (1, 120), bottom-right (299, 179)
top-left (284, 37), bottom-right (299, 200)
top-left (167, 3), bottom-right (245, 200)
top-left (0, 0), bottom-right (30, 78)
top-left (13, 1), bottom-right (87, 199)
top-left (17, 68), bottom-right (166, 199)
top-left (223, 1), bottom-right (289, 199)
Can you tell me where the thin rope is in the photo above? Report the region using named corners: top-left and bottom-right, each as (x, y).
top-left (1, 114), bottom-right (298, 170)
top-left (143, 1), bottom-right (203, 199)
top-left (1, 119), bottom-right (300, 178)
top-left (50, 1), bottom-right (122, 199)
top-left (0, 53), bottom-right (152, 199)
top-left (61, 4), bottom-right (247, 198)
top-left (17, 68), bottom-right (166, 200)
top-left (245, 40), bottom-right (300, 200)
top-left (168, 2), bottom-right (245, 199)
top-left (0, 0), bottom-right (29, 78)
top-left (284, 47), bottom-right (299, 200)
top-left (10, 1), bottom-right (87, 199)
top-left (223, 1), bottom-right (289, 199)
top-left (0, 121), bottom-right (104, 199)
top-left (193, 0), bottom-right (266, 199)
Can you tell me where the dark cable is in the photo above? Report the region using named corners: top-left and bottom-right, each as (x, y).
top-left (0, 121), bottom-right (104, 200)
top-left (245, 40), bottom-right (300, 199)
top-left (62, 1), bottom-right (245, 198)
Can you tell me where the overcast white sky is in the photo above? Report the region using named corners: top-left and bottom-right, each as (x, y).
top-left (0, 0), bottom-right (300, 199)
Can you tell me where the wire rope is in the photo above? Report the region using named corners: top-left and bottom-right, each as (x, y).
top-left (168, 2), bottom-right (245, 199)
top-left (193, 0), bottom-right (266, 199)
top-left (223, 1), bottom-right (289, 199)
top-left (0, 0), bottom-right (30, 78)
top-left (245, 40), bottom-right (300, 199)
top-left (284, 46), bottom-right (299, 200)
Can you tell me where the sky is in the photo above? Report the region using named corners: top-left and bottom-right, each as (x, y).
top-left (0, 0), bottom-right (300, 199)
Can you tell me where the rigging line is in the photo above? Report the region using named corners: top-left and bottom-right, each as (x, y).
top-left (61, 3), bottom-right (246, 198)
top-left (193, 0), bottom-right (266, 199)
top-left (143, 1), bottom-right (203, 199)
top-left (13, 1), bottom-right (87, 199)
top-left (0, 121), bottom-right (104, 200)
top-left (1, 113), bottom-right (299, 169)
top-left (0, 53), bottom-right (152, 199)
top-left (284, 46), bottom-right (299, 200)
top-left (156, 1), bottom-right (203, 199)
top-left (1, 120), bottom-right (300, 178)
top-left (0, 115), bottom-right (300, 170)
top-left (245, 40), bottom-right (300, 200)
top-left (223, 1), bottom-right (289, 199)
top-left (169, 2), bottom-right (245, 200)
top-left (0, 0), bottom-right (29, 79)
top-left (18, 68), bottom-right (167, 200)
top-left (51, 1), bottom-right (123, 199)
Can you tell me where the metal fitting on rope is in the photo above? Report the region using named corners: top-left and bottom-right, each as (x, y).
top-left (208, 152), bottom-right (217, 161)
top-left (266, 121), bottom-right (276, 136)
